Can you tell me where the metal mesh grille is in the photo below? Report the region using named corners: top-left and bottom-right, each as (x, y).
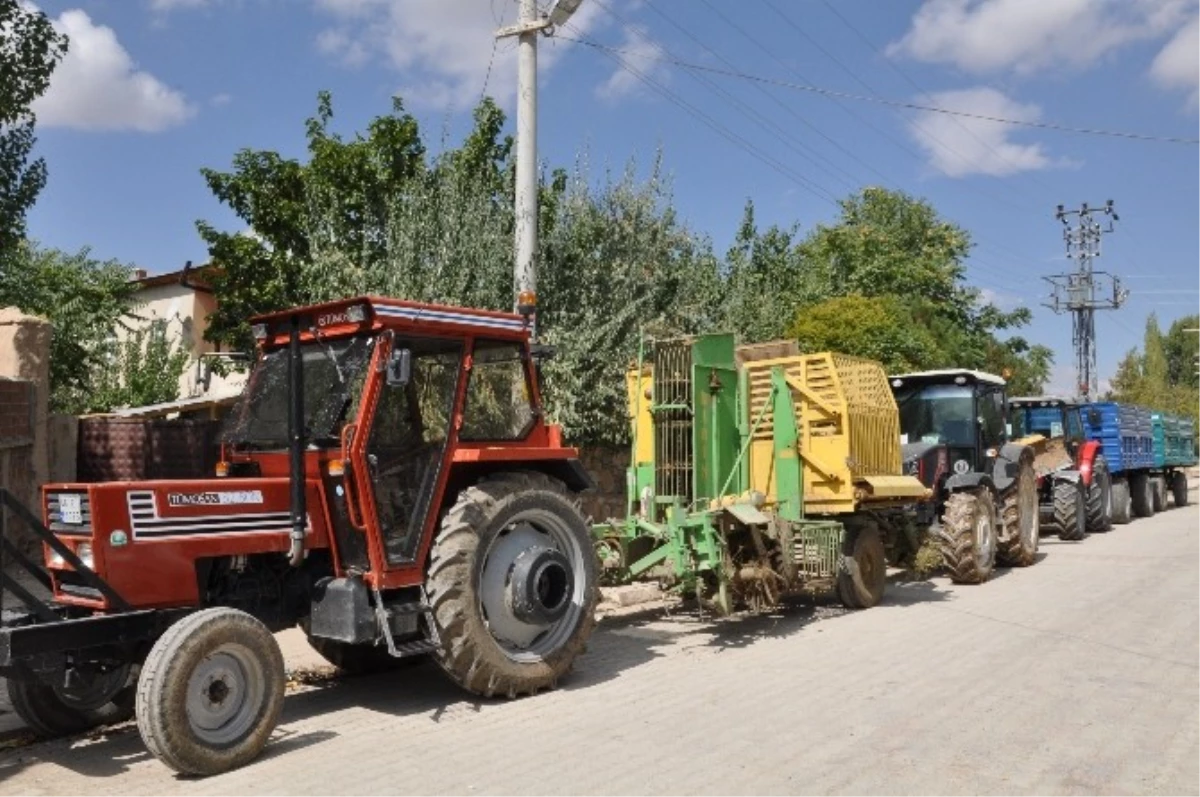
top-left (653, 339), bottom-right (693, 502)
top-left (792, 521), bottom-right (843, 579)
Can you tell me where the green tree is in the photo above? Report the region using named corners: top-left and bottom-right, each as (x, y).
top-left (85, 319), bottom-right (191, 413)
top-left (0, 240), bottom-right (136, 411)
top-left (788, 294), bottom-right (935, 373)
top-left (1164, 314), bottom-right (1199, 387)
top-left (719, 200), bottom-right (805, 343)
top-left (1109, 313), bottom-right (1199, 429)
top-left (0, 1), bottom-right (67, 259)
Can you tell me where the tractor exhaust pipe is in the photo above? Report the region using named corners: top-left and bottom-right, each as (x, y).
top-left (287, 313), bottom-right (306, 566)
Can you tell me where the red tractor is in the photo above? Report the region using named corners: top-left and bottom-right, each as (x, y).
top-left (0, 296), bottom-right (599, 775)
top-left (1008, 396), bottom-right (1113, 539)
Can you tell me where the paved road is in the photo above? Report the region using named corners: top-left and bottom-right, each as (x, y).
top-left (1, 495), bottom-right (1197, 795)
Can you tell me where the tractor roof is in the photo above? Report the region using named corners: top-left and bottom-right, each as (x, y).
top-left (250, 295), bottom-right (529, 340)
top-left (888, 369), bottom-right (1006, 387)
top-left (1009, 395), bottom-right (1077, 407)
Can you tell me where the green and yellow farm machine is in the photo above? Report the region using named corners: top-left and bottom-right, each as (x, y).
top-left (592, 334), bottom-right (931, 613)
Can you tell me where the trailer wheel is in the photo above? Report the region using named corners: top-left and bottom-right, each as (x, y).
top-left (939, 489), bottom-right (996, 585)
top-left (1150, 477), bottom-right (1167, 513)
top-left (1130, 473), bottom-right (1154, 518)
top-left (1054, 479), bottom-right (1087, 541)
top-left (6, 664), bottom-right (134, 738)
top-left (425, 472), bottom-right (598, 699)
top-left (136, 607), bottom-right (285, 776)
top-left (1086, 457), bottom-right (1113, 532)
top-left (1171, 471), bottom-right (1189, 507)
top-left (1111, 478), bottom-right (1133, 525)
top-left (998, 458), bottom-right (1039, 567)
top-left (837, 523), bottom-right (886, 609)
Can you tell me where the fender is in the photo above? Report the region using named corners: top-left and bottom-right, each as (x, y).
top-left (945, 472), bottom-right (994, 492)
top-left (1050, 469), bottom-right (1082, 485)
top-left (991, 442), bottom-right (1034, 494)
top-left (1075, 439), bottom-right (1101, 486)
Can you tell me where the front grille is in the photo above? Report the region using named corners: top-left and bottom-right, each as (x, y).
top-left (46, 491), bottom-right (92, 535)
top-left (653, 339), bottom-right (694, 503)
top-left (792, 521), bottom-right (843, 580)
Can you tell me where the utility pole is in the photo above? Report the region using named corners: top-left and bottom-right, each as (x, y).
top-left (1043, 200), bottom-right (1128, 401)
top-left (496, 0), bottom-right (585, 336)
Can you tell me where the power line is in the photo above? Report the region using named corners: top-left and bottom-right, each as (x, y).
top-left (554, 35), bottom-right (1200, 145)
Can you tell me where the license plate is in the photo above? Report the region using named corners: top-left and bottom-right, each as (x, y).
top-left (59, 494), bottom-right (83, 524)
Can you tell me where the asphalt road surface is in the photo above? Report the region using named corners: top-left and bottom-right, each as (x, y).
top-left (1, 492), bottom-right (1196, 795)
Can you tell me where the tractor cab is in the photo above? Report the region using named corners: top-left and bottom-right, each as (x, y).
top-left (1008, 396), bottom-right (1090, 460)
top-left (889, 369), bottom-right (1009, 492)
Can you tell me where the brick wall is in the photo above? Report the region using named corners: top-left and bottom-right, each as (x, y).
top-left (0, 377), bottom-right (36, 554)
top-left (0, 379), bottom-right (32, 443)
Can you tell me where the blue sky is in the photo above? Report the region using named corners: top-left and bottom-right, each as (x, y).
top-left (24, 0), bottom-right (1200, 392)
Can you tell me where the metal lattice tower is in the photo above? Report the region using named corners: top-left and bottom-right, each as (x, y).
top-left (1043, 201), bottom-right (1129, 401)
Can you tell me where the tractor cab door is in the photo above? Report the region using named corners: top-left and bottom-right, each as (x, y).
top-left (976, 384), bottom-right (1007, 467)
top-left (1063, 407), bottom-right (1085, 458)
top-left (356, 336), bottom-right (463, 567)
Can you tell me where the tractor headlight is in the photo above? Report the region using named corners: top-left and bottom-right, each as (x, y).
top-left (77, 543), bottom-right (94, 570)
top-left (48, 548), bottom-right (65, 568)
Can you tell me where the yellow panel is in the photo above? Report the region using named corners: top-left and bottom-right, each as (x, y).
top-left (860, 474), bottom-right (930, 499)
top-left (625, 365), bottom-right (654, 465)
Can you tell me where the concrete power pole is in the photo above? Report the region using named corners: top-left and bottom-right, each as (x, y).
top-left (1043, 201), bottom-right (1129, 401)
top-left (496, 0), bottom-right (585, 336)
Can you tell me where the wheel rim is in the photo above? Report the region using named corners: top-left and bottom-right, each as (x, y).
top-left (185, 643), bottom-right (265, 746)
top-left (55, 664), bottom-right (130, 711)
top-left (478, 510), bottom-right (587, 662)
top-left (975, 506), bottom-right (995, 569)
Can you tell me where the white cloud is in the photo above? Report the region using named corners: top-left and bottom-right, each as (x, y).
top-left (889, 0), bottom-right (1193, 76)
top-left (148, 0), bottom-right (210, 10)
top-left (1150, 14), bottom-right (1200, 109)
top-left (313, 0), bottom-right (604, 111)
top-left (906, 88), bottom-right (1067, 178)
top-left (595, 25), bottom-right (668, 102)
top-left (977, 286), bottom-right (1026, 311)
top-left (32, 9), bottom-right (195, 132)
top-left (209, 92), bottom-right (232, 107)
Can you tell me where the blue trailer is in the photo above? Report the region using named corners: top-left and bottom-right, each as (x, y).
top-left (1081, 402), bottom-right (1196, 522)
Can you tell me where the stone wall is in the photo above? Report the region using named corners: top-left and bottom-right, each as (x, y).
top-left (576, 444), bottom-right (631, 523)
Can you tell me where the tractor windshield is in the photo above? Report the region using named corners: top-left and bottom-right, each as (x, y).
top-left (894, 384), bottom-right (976, 447)
top-left (1010, 405), bottom-right (1065, 439)
top-left (221, 335), bottom-right (376, 449)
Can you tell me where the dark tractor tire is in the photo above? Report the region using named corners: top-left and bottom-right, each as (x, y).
top-left (1150, 477), bottom-right (1168, 513)
top-left (1053, 479), bottom-right (1087, 541)
top-left (425, 472), bottom-right (598, 699)
top-left (837, 523), bottom-right (887, 609)
top-left (939, 489), bottom-right (997, 585)
top-left (1086, 457), bottom-right (1113, 532)
top-left (135, 607), bottom-right (286, 776)
top-left (1171, 471), bottom-right (1189, 508)
top-left (997, 457), bottom-right (1039, 567)
top-left (1130, 473), bottom-right (1154, 518)
top-left (6, 665), bottom-right (135, 738)
top-left (304, 635), bottom-right (404, 676)
top-left (1111, 478), bottom-right (1133, 525)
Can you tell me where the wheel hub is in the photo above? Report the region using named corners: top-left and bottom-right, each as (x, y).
top-left (508, 546), bottom-right (573, 625)
top-left (186, 646), bottom-right (265, 745)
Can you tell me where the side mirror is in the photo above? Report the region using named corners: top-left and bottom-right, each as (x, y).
top-left (1087, 408), bottom-right (1101, 427)
top-left (387, 348), bottom-right (412, 387)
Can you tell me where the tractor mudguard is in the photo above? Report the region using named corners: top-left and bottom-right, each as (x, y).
top-left (1049, 470), bottom-right (1082, 485)
top-left (991, 443), bottom-right (1033, 494)
top-left (1075, 439), bottom-right (1101, 486)
top-left (945, 472), bottom-right (994, 492)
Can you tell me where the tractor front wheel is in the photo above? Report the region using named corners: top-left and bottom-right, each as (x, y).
top-left (136, 607), bottom-right (286, 776)
top-left (1054, 479), bottom-right (1087, 541)
top-left (7, 664), bottom-right (135, 738)
top-left (425, 472), bottom-right (598, 699)
top-left (837, 523), bottom-right (886, 609)
top-left (1086, 457), bottom-right (1113, 532)
top-left (998, 457), bottom-right (1039, 567)
top-left (939, 489), bottom-right (997, 585)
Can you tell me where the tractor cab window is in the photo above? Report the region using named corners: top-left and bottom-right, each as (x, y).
top-left (221, 335), bottom-right (375, 449)
top-left (460, 341), bottom-right (536, 441)
top-left (1065, 407), bottom-right (1084, 442)
top-left (894, 384), bottom-right (975, 447)
top-left (367, 337), bottom-right (462, 564)
top-left (978, 386), bottom-right (1007, 449)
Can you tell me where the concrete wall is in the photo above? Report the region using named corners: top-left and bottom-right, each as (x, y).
top-left (0, 309), bottom-right (50, 492)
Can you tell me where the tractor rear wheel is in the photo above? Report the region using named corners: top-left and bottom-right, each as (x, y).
top-left (7, 664), bottom-right (135, 738)
top-left (1171, 471), bottom-right (1189, 507)
top-left (1150, 477), bottom-right (1167, 512)
top-left (136, 607), bottom-right (285, 776)
top-left (1086, 457), bottom-right (1113, 532)
top-left (1130, 473), bottom-right (1154, 518)
top-left (939, 489), bottom-right (996, 585)
top-left (1111, 478), bottom-right (1133, 525)
top-left (998, 458), bottom-right (1039, 567)
top-left (1054, 479), bottom-right (1087, 541)
top-left (837, 523), bottom-right (886, 609)
top-left (425, 472), bottom-right (598, 699)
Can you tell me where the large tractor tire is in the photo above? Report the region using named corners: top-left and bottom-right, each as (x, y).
top-left (136, 607), bottom-right (286, 776)
top-left (1171, 471), bottom-right (1189, 508)
top-left (7, 664), bottom-right (135, 738)
top-left (939, 489), bottom-right (997, 585)
top-left (1111, 478), bottom-right (1133, 525)
top-left (1053, 479), bottom-right (1087, 541)
top-left (1130, 473), bottom-right (1154, 518)
top-left (837, 523), bottom-right (887, 609)
top-left (1150, 477), bottom-right (1168, 513)
top-left (425, 472), bottom-right (598, 699)
top-left (998, 457), bottom-right (1039, 567)
top-left (1086, 456), bottom-right (1113, 532)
